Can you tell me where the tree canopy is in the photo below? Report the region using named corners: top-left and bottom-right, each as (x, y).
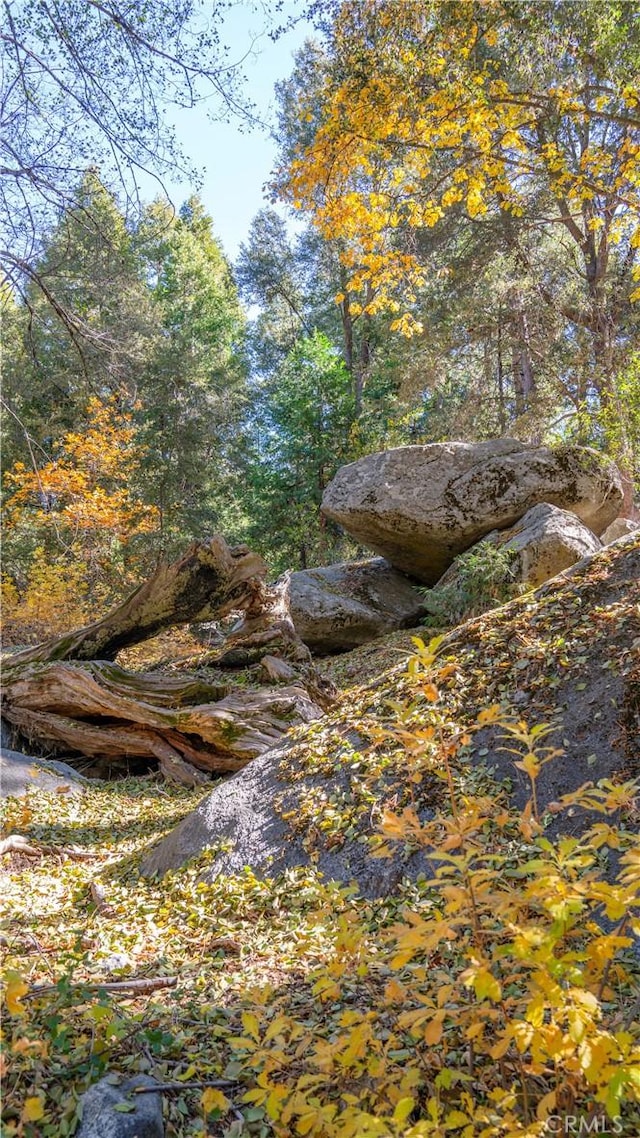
top-left (282, 1), bottom-right (640, 330)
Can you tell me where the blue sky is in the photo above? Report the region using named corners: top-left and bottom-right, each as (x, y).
top-left (153, 2), bottom-right (312, 260)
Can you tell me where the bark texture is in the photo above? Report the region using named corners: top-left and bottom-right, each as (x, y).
top-left (6, 537), bottom-right (266, 667)
top-left (1, 538), bottom-right (333, 784)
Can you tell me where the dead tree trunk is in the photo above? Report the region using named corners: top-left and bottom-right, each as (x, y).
top-left (1, 538), bottom-right (334, 785)
top-left (6, 537), bottom-right (267, 668)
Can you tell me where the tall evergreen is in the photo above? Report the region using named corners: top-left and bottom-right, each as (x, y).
top-left (138, 196), bottom-right (248, 553)
top-left (2, 171), bottom-right (158, 470)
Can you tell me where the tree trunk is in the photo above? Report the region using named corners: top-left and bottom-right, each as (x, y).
top-left (6, 537), bottom-right (266, 668)
top-left (509, 288), bottom-right (535, 419)
top-left (2, 661), bottom-right (325, 785)
top-left (1, 538), bottom-right (335, 785)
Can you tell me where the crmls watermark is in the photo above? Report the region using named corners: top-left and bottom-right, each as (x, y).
top-left (546, 1117), bottom-right (623, 1135)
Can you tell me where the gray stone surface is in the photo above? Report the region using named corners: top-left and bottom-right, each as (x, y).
top-left (430, 503), bottom-right (602, 597)
top-left (601, 517), bottom-right (639, 545)
top-left (142, 737), bottom-right (429, 897)
top-left (288, 558), bottom-right (426, 653)
top-left (321, 440), bottom-right (623, 584)
top-left (1, 747), bottom-right (87, 797)
top-left (76, 1075), bottom-right (163, 1138)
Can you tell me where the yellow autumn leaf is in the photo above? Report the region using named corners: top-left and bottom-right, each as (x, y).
top-left (201, 1087), bottom-right (229, 1115)
top-left (4, 971), bottom-right (29, 1016)
top-left (241, 1011), bottom-right (261, 1041)
top-left (12, 1038), bottom-right (47, 1057)
top-left (536, 1090), bottom-right (557, 1119)
top-left (22, 1096), bottom-right (45, 1122)
top-left (265, 1014), bottom-right (290, 1041)
top-left (470, 967), bottom-right (502, 1002)
top-left (266, 1088), bottom-right (288, 1119)
top-left (178, 1063), bottom-right (198, 1081)
top-left (423, 1012), bottom-right (445, 1045)
top-left (296, 1112), bottom-right (319, 1136)
top-left (393, 1097), bottom-right (415, 1124)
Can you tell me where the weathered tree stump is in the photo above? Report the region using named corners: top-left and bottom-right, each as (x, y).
top-left (6, 537), bottom-right (266, 667)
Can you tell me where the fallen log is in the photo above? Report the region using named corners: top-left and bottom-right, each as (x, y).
top-left (5, 537), bottom-right (266, 668)
top-left (2, 662), bottom-right (324, 784)
top-left (1, 538), bottom-right (335, 784)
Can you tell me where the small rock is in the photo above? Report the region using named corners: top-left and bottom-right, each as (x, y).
top-left (0, 748), bottom-right (87, 798)
top-left (76, 1074), bottom-right (164, 1138)
top-left (100, 953), bottom-right (132, 974)
top-left (512, 690), bottom-right (530, 706)
top-left (450, 503), bottom-right (601, 592)
top-left (601, 517), bottom-right (639, 545)
top-left (259, 655), bottom-right (299, 682)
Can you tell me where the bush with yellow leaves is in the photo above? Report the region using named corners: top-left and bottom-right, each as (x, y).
top-left (2, 639), bottom-right (639, 1137)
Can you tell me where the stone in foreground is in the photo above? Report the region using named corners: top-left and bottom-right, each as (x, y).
top-left (1, 748), bottom-right (87, 797)
top-left (288, 558), bottom-right (426, 653)
top-left (141, 738), bottom-right (414, 897)
top-left (76, 1075), bottom-right (163, 1138)
top-left (321, 440), bottom-right (623, 584)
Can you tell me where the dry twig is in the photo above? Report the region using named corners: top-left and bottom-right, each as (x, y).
top-left (25, 975), bottom-right (178, 999)
top-left (0, 834), bottom-right (95, 859)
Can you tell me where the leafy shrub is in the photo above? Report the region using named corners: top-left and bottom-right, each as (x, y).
top-left (423, 539), bottom-right (522, 625)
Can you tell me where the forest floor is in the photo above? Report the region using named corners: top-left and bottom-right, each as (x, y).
top-left (2, 540), bottom-right (639, 1137)
top-left (0, 623), bottom-right (433, 1137)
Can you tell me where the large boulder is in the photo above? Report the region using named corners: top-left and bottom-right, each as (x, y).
top-left (142, 737), bottom-right (414, 896)
top-left (142, 537), bottom-right (639, 897)
top-left (426, 504), bottom-right (602, 621)
top-left (321, 440), bottom-right (623, 584)
top-left (287, 559), bottom-right (426, 654)
top-left (489, 503), bottom-right (602, 586)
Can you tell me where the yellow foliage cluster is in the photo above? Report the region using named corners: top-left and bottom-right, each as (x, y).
top-left (3, 396), bottom-right (157, 542)
top-left (215, 646), bottom-right (640, 1135)
top-left (2, 396), bottom-right (158, 641)
top-left (1, 553), bottom-right (89, 642)
top-left (281, 0), bottom-right (640, 324)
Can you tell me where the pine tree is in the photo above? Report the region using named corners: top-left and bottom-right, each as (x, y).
top-left (138, 195), bottom-right (248, 552)
top-left (2, 170), bottom-right (158, 464)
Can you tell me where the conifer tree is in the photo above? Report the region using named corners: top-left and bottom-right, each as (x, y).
top-left (138, 196), bottom-right (248, 552)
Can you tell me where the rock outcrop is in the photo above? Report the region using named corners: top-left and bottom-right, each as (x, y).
top-left (321, 440), bottom-right (623, 584)
top-left (287, 559), bottom-right (426, 654)
top-left (427, 503), bottom-right (602, 607)
top-left (143, 536), bottom-right (639, 896)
